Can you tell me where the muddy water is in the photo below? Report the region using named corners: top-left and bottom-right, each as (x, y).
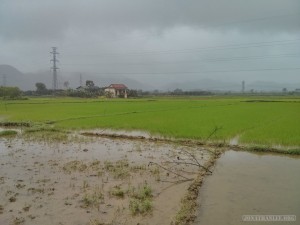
top-left (83, 128), bottom-right (154, 139)
top-left (194, 150), bottom-right (300, 225)
top-left (0, 135), bottom-right (212, 225)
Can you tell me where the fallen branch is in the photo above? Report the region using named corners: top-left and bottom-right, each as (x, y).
top-left (148, 162), bottom-right (192, 181)
top-left (205, 126), bottom-right (222, 142)
top-left (178, 149), bottom-right (212, 173)
top-left (165, 161), bottom-right (212, 173)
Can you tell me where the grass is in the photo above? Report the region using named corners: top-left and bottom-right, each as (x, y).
top-left (128, 184), bottom-right (153, 215)
top-left (1, 96), bottom-right (300, 147)
top-left (0, 130), bottom-right (17, 136)
top-left (63, 160), bottom-right (88, 173)
top-left (110, 186), bottom-right (125, 198)
top-left (81, 186), bottom-right (104, 208)
top-left (89, 219), bottom-right (107, 225)
top-left (129, 198), bottom-right (152, 215)
top-left (246, 145), bottom-right (300, 155)
top-left (104, 160), bottom-right (130, 179)
top-left (12, 217), bottom-right (25, 225)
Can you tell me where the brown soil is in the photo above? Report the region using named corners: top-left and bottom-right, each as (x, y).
top-left (0, 133), bottom-right (216, 225)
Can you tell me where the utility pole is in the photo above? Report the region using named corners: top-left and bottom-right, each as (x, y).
top-left (2, 74), bottom-right (6, 86)
top-left (80, 73), bottom-right (82, 86)
top-left (50, 47), bottom-right (59, 91)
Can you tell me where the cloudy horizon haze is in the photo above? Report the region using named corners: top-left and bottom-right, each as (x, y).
top-left (0, 0), bottom-right (299, 90)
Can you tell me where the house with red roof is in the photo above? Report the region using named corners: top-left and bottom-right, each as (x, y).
top-left (104, 84), bottom-right (128, 98)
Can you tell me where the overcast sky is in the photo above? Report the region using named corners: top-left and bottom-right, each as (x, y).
top-left (0, 0), bottom-right (299, 88)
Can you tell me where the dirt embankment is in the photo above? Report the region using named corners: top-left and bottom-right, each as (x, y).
top-left (81, 131), bottom-right (300, 155)
top-left (0, 122), bottom-right (30, 127)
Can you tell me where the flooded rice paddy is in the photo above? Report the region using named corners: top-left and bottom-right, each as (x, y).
top-left (1, 129), bottom-right (299, 225)
top-left (194, 150), bottom-right (300, 225)
top-left (0, 134), bottom-right (213, 225)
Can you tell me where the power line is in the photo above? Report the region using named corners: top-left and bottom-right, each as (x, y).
top-left (61, 53), bottom-right (300, 66)
top-left (63, 67), bottom-right (300, 75)
top-left (63, 39), bottom-right (300, 57)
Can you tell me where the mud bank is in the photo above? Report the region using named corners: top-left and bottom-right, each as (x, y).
top-left (0, 122), bottom-right (30, 127)
top-left (81, 130), bottom-right (300, 155)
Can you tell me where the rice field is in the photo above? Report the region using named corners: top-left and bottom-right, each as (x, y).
top-left (1, 96), bottom-right (300, 147)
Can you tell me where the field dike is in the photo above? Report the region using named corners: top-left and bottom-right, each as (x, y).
top-left (2, 120), bottom-right (298, 155)
top-left (81, 130), bottom-right (300, 155)
top-left (173, 154), bottom-right (220, 225)
top-left (0, 122), bottom-right (31, 127)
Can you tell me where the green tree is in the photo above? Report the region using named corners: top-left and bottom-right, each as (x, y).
top-left (86, 80), bottom-right (95, 88)
top-left (0, 86), bottom-right (22, 99)
top-left (63, 81), bottom-right (70, 89)
top-left (35, 82), bottom-right (47, 95)
top-left (128, 89), bottom-right (138, 97)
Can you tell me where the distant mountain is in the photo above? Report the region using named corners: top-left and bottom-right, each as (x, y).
top-left (247, 81), bottom-right (300, 92)
top-left (0, 65), bottom-right (54, 90)
top-left (1, 65), bottom-right (299, 92)
top-left (162, 79), bottom-right (240, 91)
top-left (161, 79), bottom-right (300, 92)
top-left (63, 72), bottom-right (154, 90)
top-left (0, 64), bottom-right (26, 87)
top-left (0, 65), bottom-right (153, 91)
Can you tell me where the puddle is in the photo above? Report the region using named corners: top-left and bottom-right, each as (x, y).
top-left (0, 127), bottom-right (22, 134)
top-left (194, 150), bottom-right (300, 225)
top-left (229, 135), bottom-right (240, 145)
top-left (0, 136), bottom-right (213, 225)
top-left (84, 129), bottom-right (153, 139)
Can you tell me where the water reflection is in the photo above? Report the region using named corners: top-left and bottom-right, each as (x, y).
top-left (194, 150), bottom-right (300, 225)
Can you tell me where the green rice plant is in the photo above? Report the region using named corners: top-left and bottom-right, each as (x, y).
top-left (150, 167), bottom-right (161, 181)
top-left (24, 125), bottom-right (60, 133)
top-left (104, 160), bottom-right (130, 179)
top-left (0, 130), bottom-right (17, 137)
top-left (81, 187), bottom-right (104, 208)
top-left (89, 219), bottom-right (106, 225)
top-left (27, 187), bottom-right (44, 194)
top-left (110, 186), bottom-right (125, 198)
top-left (1, 97), bottom-right (300, 147)
top-left (12, 217), bottom-right (25, 225)
top-left (82, 180), bottom-right (89, 190)
top-left (128, 183), bottom-right (153, 215)
top-left (286, 149), bottom-right (300, 155)
top-left (104, 160), bottom-right (114, 170)
top-left (129, 198), bottom-right (153, 216)
top-left (136, 184), bottom-right (152, 199)
top-left (130, 164), bottom-right (147, 172)
top-left (129, 199), bottom-right (140, 215)
top-left (23, 203), bottom-right (31, 212)
top-left (63, 160), bottom-right (88, 173)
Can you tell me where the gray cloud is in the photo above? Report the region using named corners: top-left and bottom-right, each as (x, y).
top-left (1, 0), bottom-right (299, 41)
top-left (0, 0), bottom-right (299, 90)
